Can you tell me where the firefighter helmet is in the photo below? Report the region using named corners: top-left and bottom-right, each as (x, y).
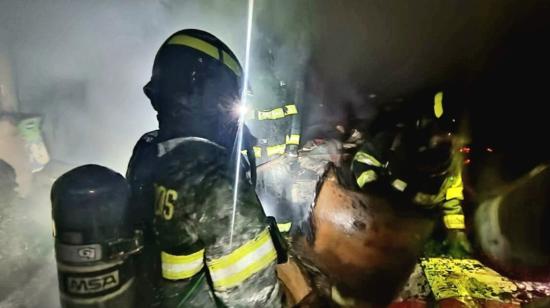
top-left (144, 29), bottom-right (243, 113)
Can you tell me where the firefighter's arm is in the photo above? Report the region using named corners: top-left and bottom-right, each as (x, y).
top-left (441, 172), bottom-right (473, 257)
top-left (198, 166), bottom-right (282, 307)
top-left (153, 182), bottom-right (206, 283)
top-left (441, 172), bottom-right (466, 230)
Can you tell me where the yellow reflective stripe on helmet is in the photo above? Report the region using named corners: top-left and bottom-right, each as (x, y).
top-left (167, 34), bottom-right (241, 77)
top-left (256, 104), bottom-right (298, 120)
top-left (356, 170), bottom-right (377, 188)
top-left (207, 228), bottom-right (277, 290)
top-left (277, 222), bottom-right (292, 233)
top-left (222, 50), bottom-right (242, 76)
top-left (434, 91), bottom-right (444, 118)
top-left (168, 35), bottom-right (219, 60)
top-left (266, 144), bottom-right (286, 156)
top-left (286, 134), bottom-right (300, 145)
top-left (161, 249), bottom-right (205, 280)
top-left (354, 151), bottom-right (383, 167)
top-left (443, 214), bottom-right (465, 229)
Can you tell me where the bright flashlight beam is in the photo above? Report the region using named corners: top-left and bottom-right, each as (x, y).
top-left (230, 0), bottom-right (254, 247)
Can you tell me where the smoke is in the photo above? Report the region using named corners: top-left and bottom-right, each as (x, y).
top-left (1, 0), bottom-right (548, 171)
top-left (0, 0), bottom-right (254, 172)
top-left (0, 1), bottom-right (254, 304)
top-left (1, 1), bottom-right (549, 304)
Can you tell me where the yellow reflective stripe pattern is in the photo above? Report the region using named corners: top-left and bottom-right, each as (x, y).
top-left (446, 186), bottom-right (464, 200)
top-left (277, 222), bottom-right (292, 233)
top-left (258, 108), bottom-right (284, 120)
top-left (167, 34), bottom-right (241, 77)
top-left (266, 144), bottom-right (286, 156)
top-left (161, 249), bottom-right (205, 280)
top-left (286, 134), bottom-right (300, 145)
top-left (285, 104), bottom-right (298, 115)
top-left (168, 35), bottom-right (218, 59)
top-left (391, 178), bottom-right (408, 192)
top-left (221, 51), bottom-right (242, 76)
top-left (354, 151), bottom-right (383, 167)
top-left (243, 134), bottom-right (301, 158)
top-left (434, 91), bottom-right (444, 118)
top-left (207, 228), bottom-right (277, 290)
top-left (241, 147), bottom-right (262, 158)
top-left (253, 146), bottom-right (262, 158)
top-left (445, 173), bottom-right (464, 200)
top-left (443, 214), bottom-right (465, 229)
top-left (256, 104), bottom-right (298, 120)
top-left (356, 170), bottom-right (377, 188)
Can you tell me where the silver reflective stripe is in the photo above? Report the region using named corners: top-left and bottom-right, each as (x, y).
top-left (56, 243), bottom-right (103, 263)
top-left (157, 137), bottom-right (225, 157)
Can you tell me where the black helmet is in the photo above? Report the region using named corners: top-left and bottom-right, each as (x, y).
top-left (144, 29), bottom-right (244, 145)
top-left (145, 29), bottom-right (243, 112)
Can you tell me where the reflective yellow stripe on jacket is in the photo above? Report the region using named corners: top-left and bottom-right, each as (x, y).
top-left (356, 170), bottom-right (377, 188)
top-left (286, 134), bottom-right (300, 145)
top-left (353, 151), bottom-right (383, 167)
top-left (241, 134), bottom-right (301, 158)
top-left (161, 249), bottom-right (205, 280)
top-left (254, 104), bottom-right (298, 121)
top-left (277, 222), bottom-right (292, 233)
top-left (207, 228), bottom-right (277, 290)
top-left (443, 214), bottom-right (466, 229)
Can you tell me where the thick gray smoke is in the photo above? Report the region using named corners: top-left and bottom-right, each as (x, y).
top-left (2, 0), bottom-right (538, 170)
top-left (1, 1), bottom-right (548, 306)
top-left (0, 1), bottom-right (266, 305)
top-left (0, 0), bottom-right (254, 172)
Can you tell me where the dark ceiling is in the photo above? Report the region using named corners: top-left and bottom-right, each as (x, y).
top-left (258, 1), bottom-right (550, 170)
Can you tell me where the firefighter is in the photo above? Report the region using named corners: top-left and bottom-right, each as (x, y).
top-left (127, 29), bottom-right (283, 307)
top-left (245, 41), bottom-right (302, 234)
top-left (246, 38), bottom-right (301, 164)
top-left (351, 91), bottom-right (472, 258)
